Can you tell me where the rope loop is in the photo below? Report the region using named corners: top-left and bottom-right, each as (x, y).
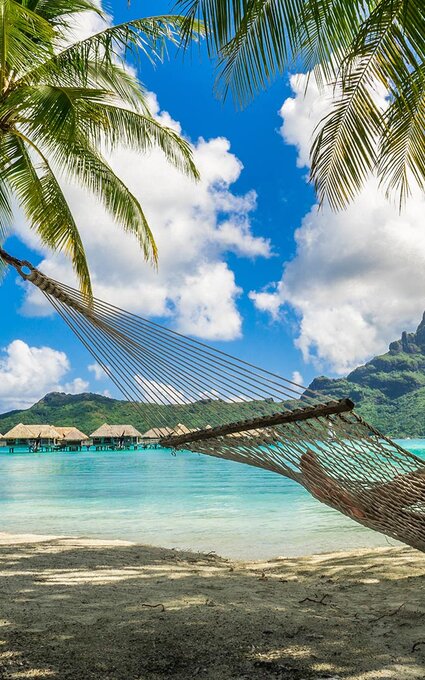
top-left (0, 247), bottom-right (36, 280)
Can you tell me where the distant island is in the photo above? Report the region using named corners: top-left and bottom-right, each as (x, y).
top-left (2, 314), bottom-right (425, 438)
top-left (310, 312), bottom-right (425, 437)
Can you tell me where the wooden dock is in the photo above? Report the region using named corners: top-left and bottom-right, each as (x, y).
top-left (4, 442), bottom-right (164, 453)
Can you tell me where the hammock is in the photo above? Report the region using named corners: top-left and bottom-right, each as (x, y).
top-left (2, 248), bottom-right (425, 552)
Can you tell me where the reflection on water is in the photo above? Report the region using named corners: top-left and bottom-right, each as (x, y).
top-left (0, 441), bottom-right (423, 559)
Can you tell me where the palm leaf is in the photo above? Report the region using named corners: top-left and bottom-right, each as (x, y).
top-left (0, 2), bottom-right (205, 294)
top-left (379, 64), bottom-right (425, 205)
top-left (310, 0), bottom-right (411, 208)
top-left (177, 0), bottom-right (373, 105)
top-left (77, 104), bottom-right (200, 179)
top-left (0, 0), bottom-right (55, 85)
top-left (2, 132), bottom-right (92, 295)
top-left (53, 138), bottom-right (158, 265)
top-left (25, 0), bottom-right (102, 25)
top-left (9, 83), bottom-right (199, 180)
top-left (20, 14), bottom-right (204, 88)
top-left (176, 0), bottom-right (247, 53)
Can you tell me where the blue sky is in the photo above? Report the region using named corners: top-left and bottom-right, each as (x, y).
top-left (1, 1), bottom-right (425, 413)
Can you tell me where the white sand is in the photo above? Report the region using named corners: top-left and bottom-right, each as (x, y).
top-left (0, 534), bottom-right (423, 679)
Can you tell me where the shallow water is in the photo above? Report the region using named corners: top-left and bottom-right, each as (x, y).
top-left (0, 440), bottom-right (423, 559)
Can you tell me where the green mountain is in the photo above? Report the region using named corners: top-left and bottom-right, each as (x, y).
top-left (309, 313), bottom-right (425, 437)
top-left (2, 315), bottom-right (425, 438)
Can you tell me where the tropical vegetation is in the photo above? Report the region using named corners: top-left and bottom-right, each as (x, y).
top-left (177, 0), bottom-right (425, 208)
top-left (0, 0), bottom-right (199, 295)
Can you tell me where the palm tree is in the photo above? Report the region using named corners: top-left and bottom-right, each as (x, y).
top-left (0, 0), bottom-right (200, 295)
top-left (177, 0), bottom-right (425, 209)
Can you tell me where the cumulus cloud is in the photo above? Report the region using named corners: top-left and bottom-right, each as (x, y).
top-left (63, 377), bottom-right (90, 393)
top-left (0, 340), bottom-right (88, 412)
top-left (14, 6), bottom-right (270, 342)
top-left (88, 362), bottom-right (107, 381)
top-left (291, 371), bottom-right (304, 386)
top-left (250, 74), bottom-right (425, 375)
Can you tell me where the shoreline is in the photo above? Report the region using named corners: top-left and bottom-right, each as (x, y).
top-left (0, 524), bottom-right (398, 561)
top-left (0, 533), bottom-right (423, 679)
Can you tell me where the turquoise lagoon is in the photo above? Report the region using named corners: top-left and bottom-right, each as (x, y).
top-left (0, 441), bottom-right (423, 559)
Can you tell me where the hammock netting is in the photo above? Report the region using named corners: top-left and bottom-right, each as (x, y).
top-left (2, 250), bottom-right (425, 552)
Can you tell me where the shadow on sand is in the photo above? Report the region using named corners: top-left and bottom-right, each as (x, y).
top-left (0, 537), bottom-right (424, 679)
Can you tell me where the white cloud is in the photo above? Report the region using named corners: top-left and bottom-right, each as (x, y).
top-left (60, 1), bottom-right (109, 46)
top-left (174, 262), bottom-right (243, 340)
top-left (250, 74), bottom-right (425, 375)
top-left (291, 371), bottom-right (304, 386)
top-left (13, 7), bottom-right (270, 342)
top-left (64, 377), bottom-right (90, 393)
top-left (279, 74), bottom-right (335, 169)
top-left (0, 340), bottom-right (87, 412)
top-left (88, 362), bottom-right (107, 381)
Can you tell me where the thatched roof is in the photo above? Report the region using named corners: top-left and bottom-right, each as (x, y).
top-left (141, 426), bottom-right (174, 439)
top-left (90, 423), bottom-right (143, 438)
top-left (4, 423), bottom-right (61, 439)
top-left (172, 423), bottom-right (192, 435)
top-left (55, 427), bottom-right (89, 442)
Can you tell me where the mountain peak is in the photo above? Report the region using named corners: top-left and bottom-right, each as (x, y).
top-left (388, 314), bottom-right (425, 354)
top-left (308, 311), bottom-right (425, 436)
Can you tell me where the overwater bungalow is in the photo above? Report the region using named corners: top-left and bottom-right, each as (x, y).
top-left (140, 424), bottom-right (200, 448)
top-left (55, 427), bottom-right (90, 450)
top-left (140, 427), bottom-right (174, 447)
top-left (0, 434), bottom-right (5, 448)
top-left (172, 423), bottom-right (193, 436)
top-left (141, 426), bottom-right (174, 441)
top-left (90, 424), bottom-right (143, 449)
top-left (4, 424), bottom-right (61, 450)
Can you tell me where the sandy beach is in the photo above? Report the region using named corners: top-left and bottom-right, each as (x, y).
top-left (0, 535), bottom-right (423, 679)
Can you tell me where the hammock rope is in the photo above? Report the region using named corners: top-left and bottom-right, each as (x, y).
top-left (2, 248), bottom-right (425, 552)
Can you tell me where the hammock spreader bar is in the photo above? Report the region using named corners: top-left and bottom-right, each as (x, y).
top-left (1, 247), bottom-right (425, 554)
top-left (160, 398), bottom-right (355, 447)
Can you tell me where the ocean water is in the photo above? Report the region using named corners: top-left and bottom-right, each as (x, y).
top-left (0, 441), bottom-right (423, 559)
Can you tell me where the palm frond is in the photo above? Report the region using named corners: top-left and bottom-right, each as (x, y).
top-left (299, 0), bottom-right (375, 89)
top-left (20, 14), bottom-right (204, 88)
top-left (77, 104), bottom-right (200, 179)
top-left (310, 0), bottom-right (414, 208)
top-left (217, 0), bottom-right (303, 105)
top-left (85, 61), bottom-right (149, 112)
top-left (175, 0), bottom-right (246, 53)
top-left (0, 171), bottom-right (12, 242)
top-left (379, 64), bottom-right (425, 206)
top-left (9, 83), bottom-right (199, 181)
top-left (2, 132), bottom-right (92, 295)
top-left (52, 137), bottom-right (158, 265)
top-left (25, 0), bottom-right (102, 25)
top-left (0, 0), bottom-right (55, 85)
top-left (177, 0), bottom-right (372, 105)
top-left (0, 1), bottom-right (206, 293)
top-left (0, 139), bottom-right (12, 240)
